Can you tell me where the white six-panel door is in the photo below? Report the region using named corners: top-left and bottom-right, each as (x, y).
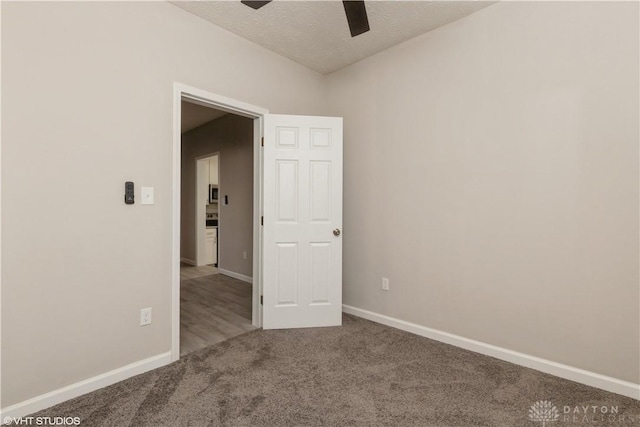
top-left (263, 114), bottom-right (343, 329)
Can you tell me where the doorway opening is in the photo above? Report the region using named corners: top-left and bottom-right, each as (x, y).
top-left (173, 84), bottom-right (267, 361)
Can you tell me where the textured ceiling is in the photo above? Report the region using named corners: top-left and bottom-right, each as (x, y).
top-left (171, 1), bottom-right (496, 74)
top-left (182, 101), bottom-right (228, 133)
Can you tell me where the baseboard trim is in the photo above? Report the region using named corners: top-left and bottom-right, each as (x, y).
top-left (1, 352), bottom-right (172, 422)
top-left (180, 257), bottom-right (196, 266)
top-left (218, 268), bottom-right (252, 284)
top-left (342, 305), bottom-right (639, 400)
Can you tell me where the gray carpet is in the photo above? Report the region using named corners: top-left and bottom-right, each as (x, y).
top-left (33, 314), bottom-right (639, 426)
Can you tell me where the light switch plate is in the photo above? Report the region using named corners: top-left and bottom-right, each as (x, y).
top-left (141, 187), bottom-right (154, 205)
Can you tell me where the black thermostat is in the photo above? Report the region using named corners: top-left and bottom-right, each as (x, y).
top-left (125, 181), bottom-right (134, 204)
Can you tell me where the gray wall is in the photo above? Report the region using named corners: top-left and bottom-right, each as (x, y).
top-left (328, 1), bottom-right (639, 384)
top-left (181, 115), bottom-right (254, 277)
top-left (1, 1), bottom-right (326, 407)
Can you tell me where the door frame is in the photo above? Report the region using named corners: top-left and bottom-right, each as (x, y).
top-left (172, 83), bottom-right (268, 362)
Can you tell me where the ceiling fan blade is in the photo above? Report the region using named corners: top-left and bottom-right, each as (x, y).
top-left (241, 1), bottom-right (271, 10)
top-left (342, 1), bottom-right (370, 37)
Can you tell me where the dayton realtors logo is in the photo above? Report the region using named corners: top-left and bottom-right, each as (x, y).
top-left (529, 400), bottom-right (560, 426)
top-left (562, 404), bottom-right (636, 423)
top-left (529, 400), bottom-right (637, 424)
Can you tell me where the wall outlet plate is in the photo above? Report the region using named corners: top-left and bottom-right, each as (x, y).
top-left (140, 307), bottom-right (152, 326)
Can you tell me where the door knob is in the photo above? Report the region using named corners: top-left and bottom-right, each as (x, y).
top-left (333, 228), bottom-right (341, 237)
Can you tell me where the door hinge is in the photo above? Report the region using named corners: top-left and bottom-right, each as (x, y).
top-left (261, 216), bottom-right (264, 226)
top-left (260, 295), bottom-right (263, 305)
top-left (261, 137), bottom-right (264, 147)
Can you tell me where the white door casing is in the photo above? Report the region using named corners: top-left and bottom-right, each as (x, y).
top-left (173, 83), bottom-right (268, 361)
top-left (263, 114), bottom-right (343, 329)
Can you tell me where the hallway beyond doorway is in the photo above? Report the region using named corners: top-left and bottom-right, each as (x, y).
top-left (180, 266), bottom-right (256, 357)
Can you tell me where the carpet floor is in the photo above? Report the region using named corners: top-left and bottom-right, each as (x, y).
top-left (33, 314), bottom-right (639, 426)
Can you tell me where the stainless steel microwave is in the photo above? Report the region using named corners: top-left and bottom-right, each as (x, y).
top-left (209, 185), bottom-right (219, 204)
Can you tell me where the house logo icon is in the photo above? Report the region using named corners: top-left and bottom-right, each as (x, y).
top-left (529, 400), bottom-right (560, 426)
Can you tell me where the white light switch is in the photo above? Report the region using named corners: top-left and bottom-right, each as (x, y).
top-left (141, 187), bottom-right (154, 205)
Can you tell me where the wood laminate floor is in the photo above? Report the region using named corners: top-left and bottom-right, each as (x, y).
top-left (180, 267), bottom-right (256, 357)
top-left (180, 263), bottom-right (219, 281)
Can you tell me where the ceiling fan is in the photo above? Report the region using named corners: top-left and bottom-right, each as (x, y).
top-left (240, 1), bottom-right (370, 37)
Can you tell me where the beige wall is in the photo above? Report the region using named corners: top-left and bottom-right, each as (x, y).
top-left (1, 2), bottom-right (326, 407)
top-left (181, 115), bottom-right (254, 277)
top-left (328, 1), bottom-right (639, 383)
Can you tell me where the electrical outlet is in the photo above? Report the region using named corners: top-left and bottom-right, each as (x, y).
top-left (382, 278), bottom-right (390, 291)
top-left (140, 307), bottom-right (152, 326)
top-left (243, 251), bottom-right (247, 260)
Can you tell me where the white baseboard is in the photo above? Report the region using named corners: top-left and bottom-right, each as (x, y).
top-left (218, 268), bottom-right (252, 284)
top-left (180, 257), bottom-right (196, 266)
top-left (1, 352), bottom-right (172, 422)
top-left (342, 305), bottom-right (640, 400)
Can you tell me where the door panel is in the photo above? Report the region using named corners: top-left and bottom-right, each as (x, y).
top-left (263, 114), bottom-right (343, 329)
top-left (275, 243), bottom-right (299, 306)
top-left (310, 242), bottom-right (331, 304)
top-left (276, 160), bottom-right (299, 222)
